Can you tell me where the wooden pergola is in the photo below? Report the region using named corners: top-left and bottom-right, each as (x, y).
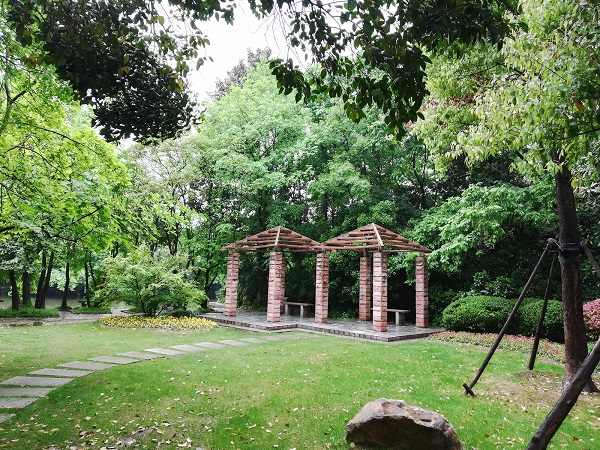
top-left (221, 226), bottom-right (320, 322)
top-left (221, 223), bottom-right (432, 331)
top-left (317, 223), bottom-right (432, 331)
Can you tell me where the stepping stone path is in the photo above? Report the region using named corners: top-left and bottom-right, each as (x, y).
top-left (0, 332), bottom-right (318, 423)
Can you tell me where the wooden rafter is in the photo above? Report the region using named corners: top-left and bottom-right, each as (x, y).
top-left (319, 223), bottom-right (432, 254)
top-left (221, 226), bottom-right (320, 252)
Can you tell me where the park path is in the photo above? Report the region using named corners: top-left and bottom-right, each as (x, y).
top-left (0, 332), bottom-right (319, 423)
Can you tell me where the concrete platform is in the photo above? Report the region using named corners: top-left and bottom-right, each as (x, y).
top-left (193, 342), bottom-right (227, 349)
top-left (0, 387), bottom-right (55, 397)
top-left (29, 368), bottom-right (91, 377)
top-left (202, 311), bottom-right (444, 342)
top-left (0, 376), bottom-right (73, 387)
top-left (0, 414), bottom-right (14, 423)
top-left (89, 356), bottom-right (139, 365)
top-left (219, 339), bottom-right (250, 347)
top-left (144, 348), bottom-right (185, 356)
top-left (171, 344), bottom-right (206, 352)
top-left (117, 351), bottom-right (162, 360)
top-left (59, 361), bottom-right (116, 371)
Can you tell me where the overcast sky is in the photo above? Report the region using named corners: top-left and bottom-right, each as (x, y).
top-left (188, 4), bottom-right (300, 101)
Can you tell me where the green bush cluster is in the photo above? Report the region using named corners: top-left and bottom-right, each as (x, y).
top-left (0, 307), bottom-right (59, 318)
top-left (441, 295), bottom-right (565, 342)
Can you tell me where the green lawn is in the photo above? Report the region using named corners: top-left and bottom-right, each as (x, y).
top-left (0, 323), bottom-right (598, 449)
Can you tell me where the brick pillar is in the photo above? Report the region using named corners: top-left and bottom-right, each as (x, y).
top-left (267, 251), bottom-right (285, 322)
top-left (314, 253), bottom-right (329, 323)
top-left (359, 255), bottom-right (372, 321)
top-left (224, 252), bottom-right (240, 316)
top-left (372, 252), bottom-right (388, 332)
top-left (415, 254), bottom-right (429, 327)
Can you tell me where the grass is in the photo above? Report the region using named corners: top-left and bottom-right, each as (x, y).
top-left (0, 323), bottom-right (598, 450)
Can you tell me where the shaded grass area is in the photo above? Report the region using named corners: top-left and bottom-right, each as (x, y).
top-left (0, 324), bottom-right (599, 449)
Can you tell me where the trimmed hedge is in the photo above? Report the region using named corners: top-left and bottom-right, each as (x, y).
top-left (441, 296), bottom-right (514, 333)
top-left (441, 295), bottom-right (565, 342)
top-left (513, 298), bottom-right (564, 343)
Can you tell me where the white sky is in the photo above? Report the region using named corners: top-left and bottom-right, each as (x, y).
top-left (188, 4), bottom-right (301, 100)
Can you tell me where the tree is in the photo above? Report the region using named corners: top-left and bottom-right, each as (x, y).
top-left (452, 0), bottom-right (599, 389)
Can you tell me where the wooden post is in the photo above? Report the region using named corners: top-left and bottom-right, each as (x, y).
top-left (463, 241), bottom-right (552, 396)
top-left (529, 253), bottom-right (557, 370)
top-left (526, 336), bottom-right (600, 450)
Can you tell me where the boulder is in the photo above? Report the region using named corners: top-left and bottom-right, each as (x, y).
top-left (346, 399), bottom-right (463, 450)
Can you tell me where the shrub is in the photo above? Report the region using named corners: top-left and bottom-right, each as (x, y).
top-left (583, 298), bottom-right (600, 340)
top-left (0, 307), bottom-right (59, 318)
top-left (94, 249), bottom-right (208, 316)
top-left (513, 298), bottom-right (564, 343)
top-left (441, 295), bottom-right (515, 333)
top-left (99, 315), bottom-right (217, 330)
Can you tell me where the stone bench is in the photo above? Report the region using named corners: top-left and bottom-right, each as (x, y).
top-left (283, 302), bottom-right (313, 318)
top-left (371, 308), bottom-right (410, 325)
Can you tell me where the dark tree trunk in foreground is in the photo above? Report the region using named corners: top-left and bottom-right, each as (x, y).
top-left (22, 271), bottom-right (31, 307)
top-left (9, 269), bottom-right (19, 311)
top-left (555, 165), bottom-right (598, 392)
top-left (60, 261), bottom-right (70, 310)
top-left (35, 250), bottom-right (47, 309)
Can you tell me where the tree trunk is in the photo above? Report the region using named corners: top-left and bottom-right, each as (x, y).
top-left (555, 166), bottom-right (598, 392)
top-left (40, 251), bottom-right (55, 309)
top-left (84, 261), bottom-right (91, 307)
top-left (22, 271), bottom-right (31, 307)
top-left (60, 261), bottom-right (70, 310)
top-left (35, 250), bottom-right (47, 309)
top-left (9, 270), bottom-right (19, 311)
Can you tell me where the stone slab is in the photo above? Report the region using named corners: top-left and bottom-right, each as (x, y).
top-left (0, 397), bottom-right (39, 409)
top-left (171, 344), bottom-right (206, 353)
top-left (193, 342), bottom-right (226, 350)
top-left (0, 414), bottom-right (14, 423)
top-left (29, 368), bottom-right (92, 377)
top-left (239, 338), bottom-right (267, 344)
top-left (219, 339), bottom-right (250, 346)
top-left (0, 376), bottom-right (73, 387)
top-left (144, 348), bottom-right (184, 356)
top-left (90, 356), bottom-right (140, 365)
top-left (59, 361), bottom-right (116, 371)
top-left (117, 352), bottom-right (162, 360)
top-left (261, 336), bottom-right (284, 341)
top-left (0, 387), bottom-right (55, 397)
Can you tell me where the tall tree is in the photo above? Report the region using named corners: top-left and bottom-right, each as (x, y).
top-left (452, 0), bottom-right (599, 389)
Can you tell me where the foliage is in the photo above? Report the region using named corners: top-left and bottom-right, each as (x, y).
top-left (430, 331), bottom-right (566, 364)
top-left (513, 299), bottom-right (564, 344)
top-left (0, 306), bottom-right (59, 318)
top-left (70, 306), bottom-right (112, 315)
top-left (93, 249), bottom-right (207, 316)
top-left (98, 315), bottom-right (217, 330)
top-left (583, 299), bottom-right (600, 340)
top-left (441, 295), bottom-right (515, 333)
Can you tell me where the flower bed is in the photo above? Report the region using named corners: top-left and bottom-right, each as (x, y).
top-left (99, 315), bottom-right (218, 331)
top-left (429, 331), bottom-right (565, 364)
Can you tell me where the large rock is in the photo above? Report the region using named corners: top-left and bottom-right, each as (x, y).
top-left (346, 399), bottom-right (463, 450)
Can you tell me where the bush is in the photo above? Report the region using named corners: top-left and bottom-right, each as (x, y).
top-left (441, 295), bottom-right (515, 333)
top-left (513, 298), bottom-right (564, 343)
top-left (94, 249), bottom-right (208, 316)
top-left (583, 298), bottom-right (600, 340)
top-left (0, 307), bottom-right (59, 318)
